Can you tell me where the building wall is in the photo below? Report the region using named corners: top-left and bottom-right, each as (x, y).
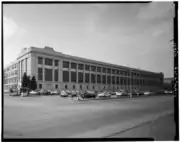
top-left (4, 47), bottom-right (164, 92)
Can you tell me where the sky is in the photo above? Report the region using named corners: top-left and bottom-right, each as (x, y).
top-left (3, 2), bottom-right (174, 77)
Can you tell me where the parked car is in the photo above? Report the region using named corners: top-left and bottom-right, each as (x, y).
top-left (164, 90), bottom-right (173, 94)
top-left (44, 90), bottom-right (51, 95)
top-left (97, 91), bottom-right (111, 98)
top-left (143, 91), bottom-right (153, 96)
top-left (132, 90), bottom-right (140, 96)
top-left (29, 90), bottom-right (38, 95)
top-left (37, 89), bottom-right (45, 95)
top-left (60, 90), bottom-right (68, 97)
top-left (66, 90), bottom-right (71, 95)
top-left (71, 90), bottom-right (78, 97)
top-left (50, 90), bottom-right (59, 95)
top-left (82, 90), bottom-right (97, 98)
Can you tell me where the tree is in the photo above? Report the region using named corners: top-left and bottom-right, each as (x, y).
top-left (22, 72), bottom-right (28, 88)
top-left (27, 75), bottom-right (31, 89)
top-left (30, 76), bottom-right (37, 90)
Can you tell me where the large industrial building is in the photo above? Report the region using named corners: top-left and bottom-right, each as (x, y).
top-left (4, 46), bottom-right (164, 92)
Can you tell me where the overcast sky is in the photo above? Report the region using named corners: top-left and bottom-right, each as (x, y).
top-left (3, 2), bottom-right (174, 77)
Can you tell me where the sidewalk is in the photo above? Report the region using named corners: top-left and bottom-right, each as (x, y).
top-left (70, 109), bottom-right (174, 138)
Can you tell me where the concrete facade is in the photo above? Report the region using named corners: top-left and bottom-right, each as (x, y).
top-left (4, 46), bottom-right (164, 92)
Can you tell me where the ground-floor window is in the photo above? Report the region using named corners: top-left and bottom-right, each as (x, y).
top-left (39, 84), bottom-right (42, 89)
top-left (80, 85), bottom-right (82, 89)
top-left (93, 85), bottom-right (95, 89)
top-left (55, 84), bottom-right (58, 89)
top-left (87, 86), bottom-right (88, 89)
top-left (73, 85), bottom-right (75, 89)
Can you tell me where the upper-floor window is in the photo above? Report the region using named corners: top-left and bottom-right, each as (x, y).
top-left (85, 65), bottom-right (90, 71)
top-left (63, 61), bottom-right (69, 68)
top-left (112, 69), bottom-right (115, 74)
top-left (107, 68), bottom-right (111, 74)
top-left (91, 66), bottom-right (96, 72)
top-left (102, 68), bottom-right (106, 73)
top-left (116, 70), bottom-right (119, 75)
top-left (55, 60), bottom-right (59, 66)
top-left (71, 62), bottom-right (77, 69)
top-left (97, 67), bottom-right (101, 72)
top-left (45, 58), bottom-right (52, 66)
top-left (38, 57), bottom-right (43, 64)
top-left (78, 64), bottom-right (84, 70)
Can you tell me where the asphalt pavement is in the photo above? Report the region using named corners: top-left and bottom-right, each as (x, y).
top-left (4, 95), bottom-right (174, 139)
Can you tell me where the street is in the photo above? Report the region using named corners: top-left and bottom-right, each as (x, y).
top-left (3, 95), bottom-right (174, 140)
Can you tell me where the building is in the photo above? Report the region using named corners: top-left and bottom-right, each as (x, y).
top-left (163, 77), bottom-right (173, 90)
top-left (4, 46), bottom-right (164, 92)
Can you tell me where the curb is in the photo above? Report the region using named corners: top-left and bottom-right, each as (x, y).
top-left (70, 109), bottom-right (174, 138)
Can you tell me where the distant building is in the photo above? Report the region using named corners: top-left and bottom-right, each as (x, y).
top-left (163, 77), bottom-right (173, 90)
top-left (4, 46), bottom-right (164, 92)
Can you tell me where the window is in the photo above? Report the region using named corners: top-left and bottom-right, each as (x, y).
top-left (80, 85), bottom-right (82, 89)
top-left (97, 67), bottom-right (101, 72)
top-left (65, 85), bottom-right (68, 89)
top-left (55, 60), bottom-right (59, 66)
top-left (97, 74), bottom-right (101, 84)
top-left (107, 68), bottom-right (111, 73)
top-left (45, 68), bottom-right (52, 81)
top-left (120, 78), bottom-right (123, 85)
top-left (78, 64), bottom-right (84, 70)
top-left (87, 86), bottom-right (88, 89)
top-left (91, 66), bottom-right (96, 72)
top-left (116, 70), bottom-right (119, 75)
top-left (63, 61), bottom-right (69, 68)
top-left (107, 76), bottom-right (111, 84)
top-left (93, 86), bottom-right (95, 89)
top-left (71, 62), bottom-right (77, 69)
top-left (71, 71), bottom-right (76, 82)
top-left (112, 76), bottom-right (115, 84)
top-left (91, 74), bottom-right (95, 83)
top-left (104, 86), bottom-right (105, 89)
top-left (39, 84), bottom-right (42, 89)
top-left (63, 71), bottom-right (69, 82)
top-left (112, 69), bottom-right (115, 74)
top-left (102, 68), bottom-right (106, 73)
top-left (38, 57), bottom-right (43, 64)
top-left (78, 72), bottom-right (83, 83)
top-left (73, 85), bottom-right (75, 89)
top-left (55, 84), bottom-right (58, 89)
top-left (85, 65), bottom-right (90, 71)
top-left (45, 58), bottom-right (52, 66)
top-left (116, 76), bottom-right (119, 85)
top-left (102, 75), bottom-right (106, 84)
top-left (38, 68), bottom-right (43, 81)
top-left (85, 73), bottom-right (90, 83)
top-left (54, 69), bottom-right (58, 82)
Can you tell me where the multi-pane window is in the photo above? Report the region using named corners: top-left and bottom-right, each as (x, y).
top-left (91, 74), bottom-right (96, 83)
top-left (39, 84), bottom-right (42, 89)
top-left (116, 70), bottom-right (119, 75)
top-left (116, 76), bottom-right (119, 85)
top-left (91, 66), bottom-right (96, 72)
top-left (38, 68), bottom-right (43, 81)
top-left (45, 68), bottom-right (52, 81)
top-left (71, 71), bottom-right (76, 82)
top-left (78, 72), bottom-right (83, 83)
top-left (45, 58), bottom-right (53, 66)
top-left (112, 69), bottom-right (115, 74)
top-left (107, 76), bottom-right (111, 84)
top-left (71, 62), bottom-right (77, 69)
top-left (112, 76), bottom-right (115, 84)
top-left (63, 61), bottom-right (69, 68)
top-left (97, 67), bottom-right (101, 73)
top-left (107, 68), bottom-right (111, 74)
top-left (63, 71), bottom-right (69, 82)
top-left (97, 74), bottom-right (101, 84)
top-left (54, 69), bottom-right (58, 81)
top-left (55, 60), bottom-right (59, 66)
top-left (102, 75), bottom-right (106, 84)
top-left (102, 68), bottom-right (106, 73)
top-left (124, 79), bottom-right (127, 85)
top-left (120, 77), bottom-right (123, 85)
top-left (55, 84), bottom-right (58, 89)
top-left (85, 73), bottom-right (90, 83)
top-left (85, 65), bottom-right (90, 71)
top-left (78, 64), bottom-right (84, 70)
top-left (38, 57), bottom-right (43, 64)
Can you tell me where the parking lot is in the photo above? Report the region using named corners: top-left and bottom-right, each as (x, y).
top-left (4, 94), bottom-right (174, 139)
